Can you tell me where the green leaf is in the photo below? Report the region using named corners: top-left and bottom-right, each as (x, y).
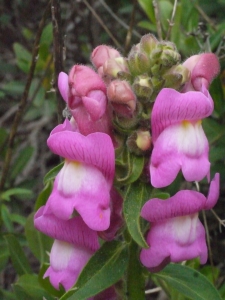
top-left (10, 146), bottom-right (34, 181)
top-left (137, 20), bottom-right (156, 31)
top-left (123, 181), bottom-right (150, 248)
top-left (40, 23), bottom-right (53, 46)
top-left (1, 204), bottom-right (14, 232)
top-left (0, 288), bottom-right (17, 300)
top-left (2, 80), bottom-right (25, 95)
top-left (10, 213), bottom-right (27, 226)
top-left (116, 154), bottom-right (145, 185)
top-left (138, 0), bottom-right (155, 23)
top-left (15, 274), bottom-right (54, 300)
top-left (159, 0), bottom-right (173, 32)
top-left (0, 240), bottom-right (9, 271)
top-left (25, 213), bottom-right (53, 264)
top-left (155, 264), bottom-right (222, 300)
top-left (60, 241), bottom-right (129, 300)
top-left (44, 162), bottom-right (64, 185)
top-left (13, 43), bottom-right (32, 73)
top-left (4, 234), bottom-right (32, 276)
top-left (35, 181), bottom-right (53, 211)
top-left (203, 118), bottom-right (225, 145)
top-left (29, 79), bottom-right (45, 107)
top-left (0, 188), bottom-right (33, 201)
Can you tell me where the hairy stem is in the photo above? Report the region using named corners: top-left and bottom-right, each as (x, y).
top-left (127, 240), bottom-right (146, 300)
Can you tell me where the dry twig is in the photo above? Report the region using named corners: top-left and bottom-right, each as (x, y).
top-left (153, 0), bottom-right (163, 40)
top-left (82, 0), bottom-right (122, 50)
top-left (165, 0), bottom-right (178, 40)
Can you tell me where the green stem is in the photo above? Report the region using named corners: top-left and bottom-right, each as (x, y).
top-left (127, 240), bottom-right (146, 300)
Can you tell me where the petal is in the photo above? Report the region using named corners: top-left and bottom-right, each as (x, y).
top-left (191, 53), bottom-right (220, 91)
top-left (70, 105), bottom-right (113, 136)
top-left (151, 88), bottom-right (214, 142)
top-left (47, 129), bottom-right (115, 185)
top-left (50, 119), bottom-right (74, 135)
top-left (150, 122), bottom-right (210, 187)
top-left (58, 72), bottom-right (69, 103)
top-left (34, 207), bottom-right (99, 251)
top-left (140, 215), bottom-right (207, 272)
top-left (141, 190), bottom-right (206, 223)
top-left (205, 173), bottom-right (220, 209)
top-left (68, 65), bottom-right (106, 97)
top-left (82, 90), bottom-right (107, 121)
top-left (44, 240), bottom-right (93, 290)
top-left (47, 161), bottom-right (111, 231)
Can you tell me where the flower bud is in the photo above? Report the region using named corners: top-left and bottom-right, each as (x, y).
top-left (183, 53), bottom-right (220, 91)
top-left (107, 80), bottom-right (136, 117)
top-left (91, 45), bottom-right (121, 69)
top-left (103, 57), bottom-right (130, 80)
top-left (140, 34), bottom-right (158, 55)
top-left (163, 64), bottom-right (190, 90)
top-left (160, 49), bottom-right (181, 67)
top-left (132, 74), bottom-right (153, 102)
top-left (127, 130), bottom-right (152, 155)
top-left (150, 41), bottom-right (180, 70)
top-left (68, 65), bottom-right (106, 98)
top-left (129, 43), bottom-right (141, 56)
top-left (127, 52), bottom-right (150, 75)
top-left (151, 76), bottom-right (165, 91)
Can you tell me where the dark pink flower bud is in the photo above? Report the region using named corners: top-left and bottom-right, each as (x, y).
top-left (182, 53), bottom-right (220, 91)
top-left (91, 45), bottom-right (121, 69)
top-left (68, 65), bottom-right (107, 120)
top-left (68, 65), bottom-right (106, 98)
top-left (107, 80), bottom-right (136, 117)
top-left (58, 66), bottom-right (113, 135)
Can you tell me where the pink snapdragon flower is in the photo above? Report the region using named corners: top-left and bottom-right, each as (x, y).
top-left (140, 173), bottom-right (219, 272)
top-left (34, 206), bottom-right (99, 290)
top-left (58, 65), bottom-right (112, 135)
top-left (45, 120), bottom-right (115, 231)
top-left (150, 87), bottom-right (214, 188)
top-left (182, 53), bottom-right (220, 92)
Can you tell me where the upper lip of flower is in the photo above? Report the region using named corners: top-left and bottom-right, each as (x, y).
top-left (141, 173), bottom-right (219, 223)
top-left (151, 87), bottom-right (214, 143)
top-left (47, 120), bottom-right (115, 185)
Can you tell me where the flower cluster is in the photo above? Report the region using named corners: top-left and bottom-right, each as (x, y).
top-left (34, 33), bottom-right (220, 292)
top-left (141, 52), bottom-right (220, 271)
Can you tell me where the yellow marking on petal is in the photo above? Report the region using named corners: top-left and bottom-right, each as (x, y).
top-left (181, 120), bottom-right (191, 128)
top-left (181, 120), bottom-right (202, 128)
top-left (99, 213), bottom-right (103, 219)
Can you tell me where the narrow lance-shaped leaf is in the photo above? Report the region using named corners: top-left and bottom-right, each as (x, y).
top-left (60, 241), bottom-right (129, 300)
top-left (15, 274), bottom-right (55, 300)
top-left (43, 162), bottom-right (64, 185)
top-left (154, 264), bottom-right (223, 300)
top-left (4, 234), bottom-right (32, 276)
top-left (123, 181), bottom-right (151, 248)
top-left (25, 213), bottom-right (53, 264)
